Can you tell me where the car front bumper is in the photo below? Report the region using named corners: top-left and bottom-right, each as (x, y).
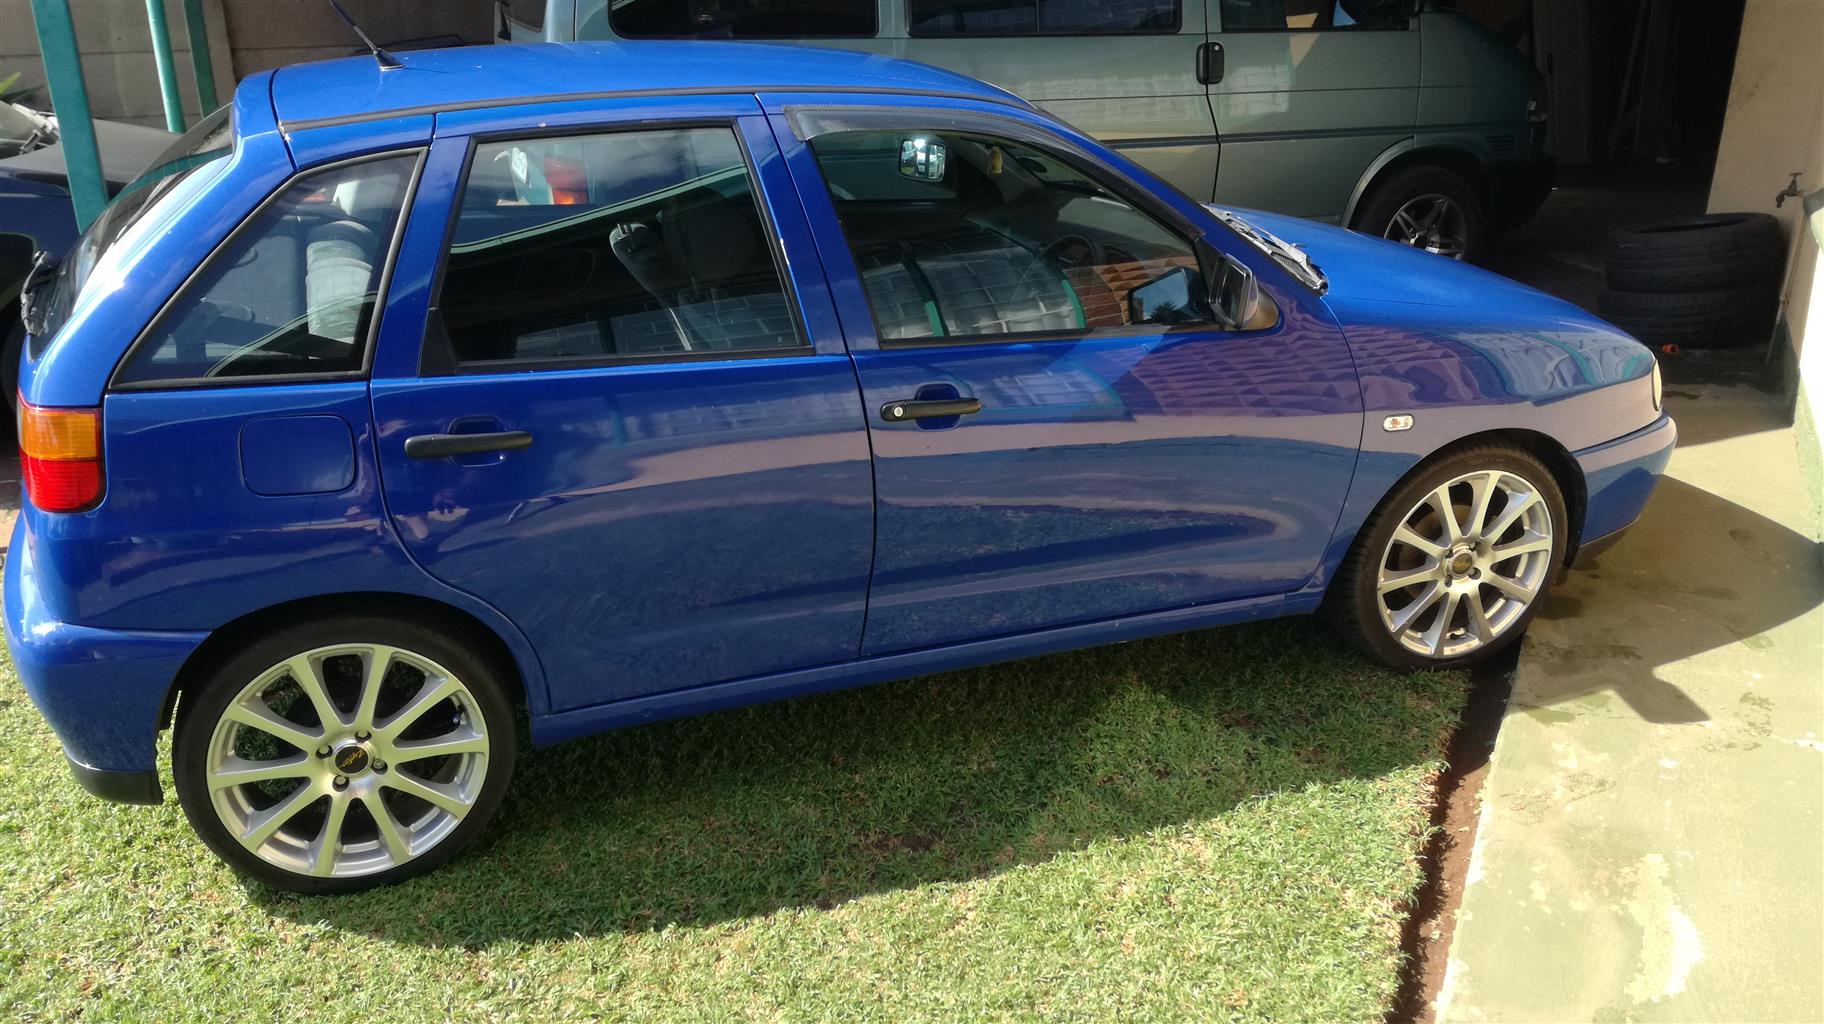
top-left (3, 519), bottom-right (205, 804)
top-left (1570, 412), bottom-right (1677, 566)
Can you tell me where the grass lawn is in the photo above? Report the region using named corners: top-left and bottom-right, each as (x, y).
top-left (0, 618), bottom-right (1465, 1022)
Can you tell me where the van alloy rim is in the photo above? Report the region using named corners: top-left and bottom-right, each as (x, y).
top-left (1384, 193), bottom-right (1469, 259)
top-left (204, 644), bottom-right (489, 878)
top-left (1376, 469), bottom-right (1554, 658)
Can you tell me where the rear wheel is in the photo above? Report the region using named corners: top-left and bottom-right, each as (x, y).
top-left (1330, 445), bottom-right (1568, 670)
top-left (173, 616), bottom-right (516, 894)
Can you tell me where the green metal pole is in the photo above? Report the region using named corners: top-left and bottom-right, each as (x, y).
top-left (145, 0), bottom-right (185, 133)
top-left (180, 0), bottom-right (218, 112)
top-left (28, 0), bottom-right (108, 231)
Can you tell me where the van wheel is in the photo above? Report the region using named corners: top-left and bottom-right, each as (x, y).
top-left (1353, 165), bottom-right (1485, 262)
top-left (173, 616), bottom-right (517, 894)
top-left (1328, 444), bottom-right (1567, 670)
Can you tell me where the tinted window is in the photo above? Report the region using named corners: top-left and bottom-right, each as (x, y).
top-left (909, 0), bottom-right (1177, 36)
top-left (808, 130), bottom-right (1211, 342)
top-left (1219, 0), bottom-right (1406, 30)
top-left (611, 0), bottom-right (875, 37)
top-left (116, 153), bottom-right (416, 385)
top-left (438, 127), bottom-right (801, 365)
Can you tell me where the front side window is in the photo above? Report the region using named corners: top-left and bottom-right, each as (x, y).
top-left (115, 152), bottom-right (417, 385)
top-left (611, 0), bottom-right (876, 37)
top-left (436, 126), bottom-right (801, 365)
top-left (909, 0), bottom-right (1178, 36)
top-left (808, 129), bottom-right (1211, 342)
top-left (1219, 0), bottom-right (1407, 30)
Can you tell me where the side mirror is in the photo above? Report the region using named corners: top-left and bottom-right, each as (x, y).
top-left (1128, 265), bottom-right (1208, 326)
top-left (1210, 253), bottom-right (1262, 330)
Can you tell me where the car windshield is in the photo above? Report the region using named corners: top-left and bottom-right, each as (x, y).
top-left (0, 102), bottom-right (52, 158)
top-left (26, 105), bottom-right (232, 349)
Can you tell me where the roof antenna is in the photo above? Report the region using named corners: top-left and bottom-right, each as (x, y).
top-left (325, 0), bottom-right (403, 70)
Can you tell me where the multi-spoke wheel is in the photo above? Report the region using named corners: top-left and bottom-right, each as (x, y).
top-left (1353, 164), bottom-right (1486, 263)
top-left (1330, 445), bottom-right (1569, 669)
top-left (174, 617), bottom-right (515, 893)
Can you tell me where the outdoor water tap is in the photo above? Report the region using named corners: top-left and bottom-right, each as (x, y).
top-left (1775, 172), bottom-right (1804, 208)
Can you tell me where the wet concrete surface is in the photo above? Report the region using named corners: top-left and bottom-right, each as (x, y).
top-left (1437, 186), bottom-right (1824, 1024)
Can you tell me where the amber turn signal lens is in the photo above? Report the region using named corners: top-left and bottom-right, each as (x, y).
top-left (17, 396), bottom-right (104, 513)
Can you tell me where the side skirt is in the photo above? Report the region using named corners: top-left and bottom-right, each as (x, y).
top-left (530, 591), bottom-right (1302, 748)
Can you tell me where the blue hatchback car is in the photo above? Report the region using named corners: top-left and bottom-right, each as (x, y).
top-left (6, 41), bottom-right (1673, 892)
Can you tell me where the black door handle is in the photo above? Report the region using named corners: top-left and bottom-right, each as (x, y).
top-left (403, 430), bottom-right (534, 458)
top-left (1197, 40), bottom-right (1224, 85)
top-left (879, 398), bottom-right (983, 423)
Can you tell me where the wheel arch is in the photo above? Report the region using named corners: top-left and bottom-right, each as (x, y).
top-left (1343, 144), bottom-right (1493, 230)
top-left (160, 592), bottom-right (534, 732)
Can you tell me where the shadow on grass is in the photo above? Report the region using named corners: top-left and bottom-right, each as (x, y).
top-left (258, 618), bottom-right (1464, 946)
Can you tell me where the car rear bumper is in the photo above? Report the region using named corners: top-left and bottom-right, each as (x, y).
top-left (3, 519), bottom-right (205, 803)
top-left (1570, 412), bottom-right (1676, 565)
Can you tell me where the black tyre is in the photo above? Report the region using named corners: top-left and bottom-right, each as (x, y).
top-left (173, 615), bottom-right (517, 894)
top-left (1602, 213), bottom-right (1785, 292)
top-left (1352, 164), bottom-right (1485, 262)
top-left (1597, 281), bottom-right (1779, 348)
top-left (1329, 443), bottom-right (1568, 671)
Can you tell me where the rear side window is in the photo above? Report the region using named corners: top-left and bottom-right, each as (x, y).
top-left (1219, 0), bottom-right (1407, 30)
top-left (909, 0), bottom-right (1178, 36)
top-left (435, 126), bottom-right (803, 366)
top-left (611, 0), bottom-right (876, 37)
top-left (115, 153), bottom-right (418, 386)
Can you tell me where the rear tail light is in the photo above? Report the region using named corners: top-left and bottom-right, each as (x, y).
top-left (543, 155), bottom-right (589, 205)
top-left (18, 396), bottom-right (103, 513)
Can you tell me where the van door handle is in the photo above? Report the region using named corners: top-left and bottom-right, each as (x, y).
top-left (403, 431), bottom-right (534, 458)
top-left (1197, 41), bottom-right (1224, 85)
top-left (879, 398), bottom-right (982, 423)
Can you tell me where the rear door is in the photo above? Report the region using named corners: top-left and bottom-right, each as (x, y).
top-left (370, 98), bottom-right (876, 711)
top-left (1209, 0), bottom-right (1419, 220)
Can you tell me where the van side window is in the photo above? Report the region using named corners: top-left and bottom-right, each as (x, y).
top-left (115, 153), bottom-right (417, 386)
top-left (910, 0), bottom-right (1178, 36)
top-left (611, 0), bottom-right (876, 37)
top-left (1219, 0), bottom-right (1407, 31)
top-left (436, 126), bottom-right (803, 365)
top-left (808, 130), bottom-right (1212, 343)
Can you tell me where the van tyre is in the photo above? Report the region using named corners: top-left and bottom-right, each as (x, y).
top-left (1602, 213), bottom-right (1785, 291)
top-left (1353, 165), bottom-right (1485, 261)
top-left (1329, 444), bottom-right (1567, 671)
top-left (1597, 281), bottom-right (1778, 348)
top-left (173, 616), bottom-right (517, 894)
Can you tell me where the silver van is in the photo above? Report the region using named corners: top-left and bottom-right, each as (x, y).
top-left (500, 0), bottom-right (1551, 260)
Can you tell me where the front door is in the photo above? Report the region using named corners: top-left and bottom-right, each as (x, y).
top-left (372, 102), bottom-right (875, 711)
top-left (777, 109), bottom-right (1362, 655)
top-left (1209, 0), bottom-right (1419, 221)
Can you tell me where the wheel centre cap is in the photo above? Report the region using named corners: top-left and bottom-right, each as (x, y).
top-left (1447, 549), bottom-right (1477, 577)
top-left (333, 744), bottom-right (371, 775)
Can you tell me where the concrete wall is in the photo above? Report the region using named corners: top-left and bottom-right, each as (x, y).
top-left (1, 0), bottom-right (489, 129)
top-left (1707, 0), bottom-right (1824, 468)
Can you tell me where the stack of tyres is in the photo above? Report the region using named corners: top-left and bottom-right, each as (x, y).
top-left (1597, 213), bottom-right (1786, 347)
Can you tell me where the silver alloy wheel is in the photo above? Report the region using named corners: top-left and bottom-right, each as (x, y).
top-left (204, 644), bottom-right (491, 879)
top-left (1384, 193), bottom-right (1469, 259)
top-left (1376, 469), bottom-right (1554, 659)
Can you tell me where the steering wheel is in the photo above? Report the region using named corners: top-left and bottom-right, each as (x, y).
top-left (1040, 233), bottom-right (1103, 270)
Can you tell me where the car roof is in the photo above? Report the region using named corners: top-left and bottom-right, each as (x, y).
top-left (269, 40), bottom-right (1030, 130)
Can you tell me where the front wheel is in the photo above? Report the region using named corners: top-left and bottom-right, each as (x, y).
top-left (173, 616), bottom-right (517, 894)
top-left (1329, 445), bottom-right (1568, 670)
